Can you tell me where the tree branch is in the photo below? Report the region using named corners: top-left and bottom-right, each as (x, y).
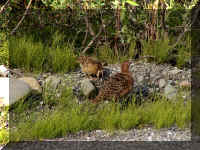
top-left (171, 6), bottom-right (200, 49)
top-left (84, 15), bottom-right (95, 36)
top-left (0, 0), bottom-right (9, 14)
top-left (82, 16), bottom-right (89, 45)
top-left (81, 24), bottom-right (103, 54)
top-left (10, 0), bottom-right (33, 35)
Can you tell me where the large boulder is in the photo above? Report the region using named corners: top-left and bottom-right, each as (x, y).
top-left (0, 78), bottom-right (9, 106)
top-left (10, 78), bottom-right (32, 105)
top-left (18, 77), bottom-right (42, 93)
top-left (0, 78), bottom-right (32, 106)
top-left (0, 65), bottom-right (9, 77)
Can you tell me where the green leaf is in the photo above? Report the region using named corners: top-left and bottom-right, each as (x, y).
top-left (126, 0), bottom-right (139, 6)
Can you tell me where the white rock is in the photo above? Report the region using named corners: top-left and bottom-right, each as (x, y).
top-left (9, 78), bottom-right (32, 105)
top-left (0, 78), bottom-right (9, 106)
top-left (159, 78), bottom-right (166, 88)
top-left (164, 84), bottom-right (177, 100)
top-left (18, 77), bottom-right (42, 93)
top-left (45, 76), bottom-right (62, 89)
top-left (0, 78), bottom-right (32, 106)
top-left (169, 68), bottom-right (182, 74)
top-left (0, 65), bottom-right (9, 77)
top-left (80, 79), bottom-right (96, 97)
top-left (137, 76), bottom-right (144, 83)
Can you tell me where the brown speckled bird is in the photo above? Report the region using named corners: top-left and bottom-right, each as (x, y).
top-left (77, 55), bottom-right (103, 79)
top-left (91, 61), bottom-right (134, 103)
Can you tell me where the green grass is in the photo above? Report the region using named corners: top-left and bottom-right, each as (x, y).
top-left (9, 33), bottom-right (78, 73)
top-left (0, 106), bottom-right (9, 145)
top-left (141, 33), bottom-right (191, 67)
top-left (192, 94), bottom-right (200, 135)
top-left (8, 87), bottom-right (191, 142)
top-left (0, 32), bottom-right (9, 66)
top-left (141, 36), bottom-right (171, 64)
top-left (96, 42), bottom-right (132, 64)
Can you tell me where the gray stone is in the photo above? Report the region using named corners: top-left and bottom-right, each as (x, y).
top-left (137, 75), bottom-right (144, 83)
top-left (158, 79), bottom-right (166, 88)
top-left (9, 78), bottom-right (32, 105)
top-left (169, 68), bottom-right (182, 75)
top-left (164, 84), bottom-right (177, 100)
top-left (0, 65), bottom-right (9, 77)
top-left (44, 75), bottom-right (62, 89)
top-left (150, 72), bottom-right (156, 78)
top-left (0, 78), bottom-right (9, 106)
top-left (18, 77), bottom-right (42, 93)
top-left (80, 79), bottom-right (96, 97)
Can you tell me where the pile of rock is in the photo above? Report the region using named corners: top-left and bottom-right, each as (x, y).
top-left (0, 61), bottom-right (191, 106)
top-left (72, 61), bottom-right (191, 103)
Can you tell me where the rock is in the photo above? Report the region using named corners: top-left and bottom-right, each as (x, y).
top-left (164, 83), bottom-right (177, 100)
top-left (80, 79), bottom-right (96, 97)
top-left (10, 78), bottom-right (32, 105)
top-left (179, 80), bottom-right (191, 87)
top-left (18, 77), bottom-right (42, 93)
top-left (169, 68), bottom-right (182, 74)
top-left (0, 65), bottom-right (9, 77)
top-left (0, 78), bottom-right (9, 106)
top-left (44, 75), bottom-right (62, 89)
top-left (159, 79), bottom-right (166, 88)
top-left (0, 78), bottom-right (31, 106)
top-left (137, 75), bottom-right (144, 83)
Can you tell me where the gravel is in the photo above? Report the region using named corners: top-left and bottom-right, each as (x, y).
top-left (42, 127), bottom-right (191, 141)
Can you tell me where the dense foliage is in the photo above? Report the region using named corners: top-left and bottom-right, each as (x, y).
top-left (0, 0), bottom-right (198, 68)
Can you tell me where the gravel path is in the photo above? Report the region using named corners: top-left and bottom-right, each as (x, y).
top-left (42, 127), bottom-right (191, 141)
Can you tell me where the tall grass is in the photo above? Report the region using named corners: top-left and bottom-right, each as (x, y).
top-left (9, 87), bottom-right (191, 142)
top-left (9, 32), bottom-right (78, 73)
top-left (141, 37), bottom-right (171, 64)
top-left (0, 106), bottom-right (9, 145)
top-left (96, 43), bottom-right (131, 64)
top-left (141, 33), bottom-right (191, 67)
top-left (0, 32), bottom-right (9, 66)
top-left (176, 33), bottom-right (191, 68)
